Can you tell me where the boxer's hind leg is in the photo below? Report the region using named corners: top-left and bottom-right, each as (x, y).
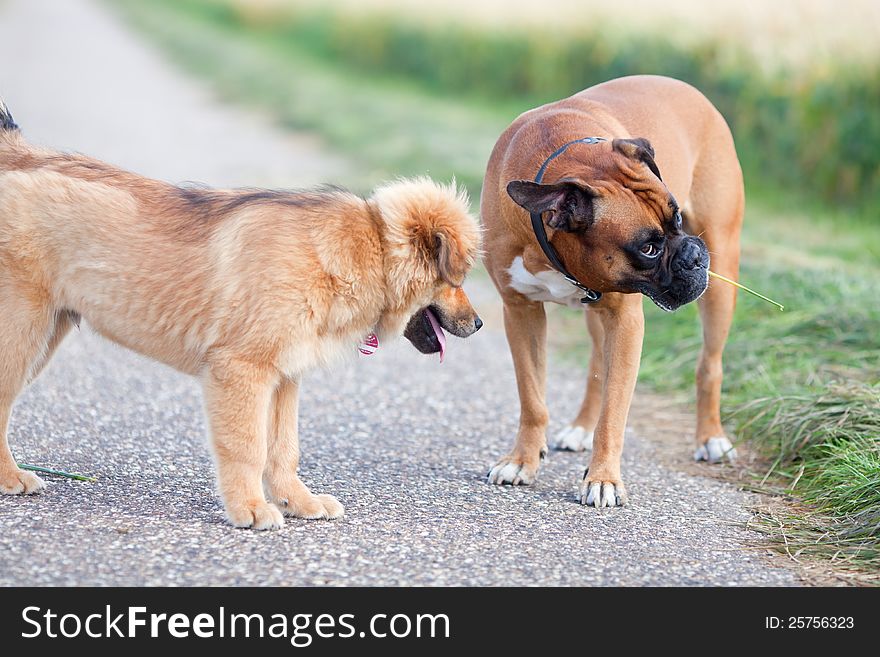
top-left (552, 307), bottom-right (604, 452)
top-left (694, 241), bottom-right (739, 462)
top-left (689, 166), bottom-right (743, 463)
top-left (0, 281), bottom-right (55, 494)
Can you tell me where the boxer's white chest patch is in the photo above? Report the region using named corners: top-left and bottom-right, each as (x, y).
top-left (506, 256), bottom-right (584, 309)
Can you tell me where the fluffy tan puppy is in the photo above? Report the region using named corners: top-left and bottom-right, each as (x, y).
top-left (0, 100), bottom-right (482, 529)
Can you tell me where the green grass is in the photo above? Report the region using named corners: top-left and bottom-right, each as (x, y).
top-left (109, 0), bottom-right (880, 578)
top-left (741, 385), bottom-right (880, 582)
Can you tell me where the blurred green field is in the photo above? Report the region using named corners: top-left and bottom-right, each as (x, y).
top-left (219, 0), bottom-right (880, 213)
top-left (247, 0), bottom-right (880, 72)
top-left (110, 0), bottom-right (880, 580)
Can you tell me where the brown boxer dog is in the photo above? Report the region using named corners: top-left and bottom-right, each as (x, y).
top-left (481, 75), bottom-right (743, 507)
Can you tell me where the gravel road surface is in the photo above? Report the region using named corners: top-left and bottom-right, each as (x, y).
top-left (0, 0), bottom-right (799, 586)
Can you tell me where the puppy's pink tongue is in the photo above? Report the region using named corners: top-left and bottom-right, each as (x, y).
top-left (425, 308), bottom-right (447, 363)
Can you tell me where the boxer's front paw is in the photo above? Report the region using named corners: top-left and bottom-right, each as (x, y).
top-left (487, 447), bottom-right (546, 485)
top-left (552, 425), bottom-right (594, 451)
top-left (579, 472), bottom-right (627, 508)
top-left (0, 467), bottom-right (46, 495)
top-left (694, 436), bottom-right (737, 463)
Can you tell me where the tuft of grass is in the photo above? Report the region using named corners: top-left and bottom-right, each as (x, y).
top-left (732, 384), bottom-right (880, 473)
top-left (747, 506), bottom-right (880, 585)
top-left (732, 383), bottom-right (880, 551)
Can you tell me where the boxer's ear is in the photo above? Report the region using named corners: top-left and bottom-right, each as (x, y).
top-left (506, 179), bottom-right (595, 232)
top-left (613, 137), bottom-right (663, 181)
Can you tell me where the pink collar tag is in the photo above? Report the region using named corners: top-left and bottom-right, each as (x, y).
top-left (358, 332), bottom-right (379, 356)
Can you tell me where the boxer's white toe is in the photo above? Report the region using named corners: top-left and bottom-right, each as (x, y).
top-left (487, 458), bottom-right (538, 485)
top-left (552, 425), bottom-right (594, 452)
top-left (694, 436), bottom-right (737, 463)
top-left (579, 479), bottom-right (627, 507)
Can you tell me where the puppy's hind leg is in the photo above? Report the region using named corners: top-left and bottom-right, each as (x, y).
top-left (0, 283), bottom-right (55, 495)
top-left (202, 356), bottom-right (284, 530)
top-left (25, 310), bottom-right (76, 386)
top-left (553, 308), bottom-right (604, 452)
top-left (263, 377), bottom-right (343, 520)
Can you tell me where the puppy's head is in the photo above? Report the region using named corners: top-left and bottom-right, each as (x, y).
top-left (370, 177), bottom-right (482, 359)
top-left (506, 138), bottom-right (709, 311)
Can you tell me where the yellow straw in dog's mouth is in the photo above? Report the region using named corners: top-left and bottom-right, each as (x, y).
top-left (708, 271), bottom-right (784, 311)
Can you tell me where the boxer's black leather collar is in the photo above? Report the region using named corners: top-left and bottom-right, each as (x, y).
top-left (530, 137), bottom-right (606, 304)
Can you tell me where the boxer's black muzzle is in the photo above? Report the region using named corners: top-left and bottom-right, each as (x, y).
top-left (633, 235), bottom-right (710, 312)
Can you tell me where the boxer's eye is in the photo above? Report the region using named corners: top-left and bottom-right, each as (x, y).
top-left (674, 211), bottom-right (683, 230)
top-left (640, 243), bottom-right (662, 258)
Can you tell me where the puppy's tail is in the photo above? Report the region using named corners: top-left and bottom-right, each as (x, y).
top-left (0, 98), bottom-right (19, 132)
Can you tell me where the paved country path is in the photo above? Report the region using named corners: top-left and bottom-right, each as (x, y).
top-left (0, 0), bottom-right (799, 585)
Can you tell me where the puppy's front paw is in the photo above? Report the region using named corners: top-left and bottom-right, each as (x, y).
top-left (277, 492), bottom-right (344, 520)
top-left (0, 468), bottom-right (46, 495)
top-left (579, 476), bottom-right (627, 508)
top-left (694, 436), bottom-right (737, 463)
top-left (487, 450), bottom-right (545, 486)
top-left (226, 500), bottom-right (284, 530)
top-left (552, 425), bottom-right (594, 451)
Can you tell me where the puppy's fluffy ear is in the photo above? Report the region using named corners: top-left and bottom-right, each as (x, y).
top-left (370, 177), bottom-right (479, 289)
top-left (506, 179), bottom-right (595, 232)
top-left (435, 231), bottom-right (467, 286)
top-left (612, 137), bottom-right (663, 181)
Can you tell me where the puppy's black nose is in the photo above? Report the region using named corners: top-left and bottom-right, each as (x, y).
top-left (474, 316), bottom-right (483, 331)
